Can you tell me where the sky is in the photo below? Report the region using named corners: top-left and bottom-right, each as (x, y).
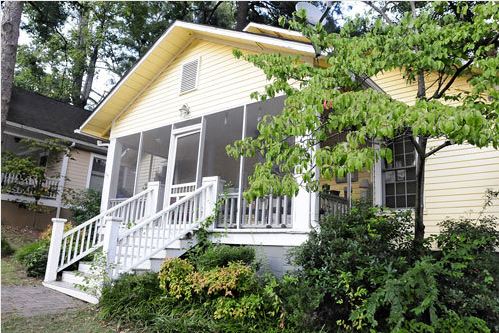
top-left (17, 1), bottom-right (370, 107)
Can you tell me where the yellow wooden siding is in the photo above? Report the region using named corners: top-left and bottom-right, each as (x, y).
top-left (65, 149), bottom-right (92, 191)
top-left (373, 70), bottom-right (499, 235)
top-left (111, 39), bottom-right (270, 138)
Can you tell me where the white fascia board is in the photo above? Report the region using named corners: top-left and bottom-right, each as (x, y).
top-left (243, 22), bottom-right (308, 40)
top-left (79, 21), bottom-right (316, 136)
top-left (6, 121), bottom-right (102, 151)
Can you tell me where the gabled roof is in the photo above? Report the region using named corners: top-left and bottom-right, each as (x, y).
top-left (79, 20), bottom-right (316, 139)
top-left (7, 87), bottom-right (98, 145)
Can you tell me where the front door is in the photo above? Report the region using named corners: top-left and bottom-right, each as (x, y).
top-left (164, 124), bottom-right (203, 207)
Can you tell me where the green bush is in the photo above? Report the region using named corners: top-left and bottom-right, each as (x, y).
top-left (293, 204), bottom-right (416, 332)
top-left (63, 188), bottom-right (101, 225)
top-left (15, 240), bottom-right (49, 277)
top-left (1, 237), bottom-right (15, 256)
top-left (293, 203), bottom-right (499, 332)
top-left (192, 244), bottom-right (256, 271)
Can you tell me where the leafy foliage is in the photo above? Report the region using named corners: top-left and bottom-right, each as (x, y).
top-left (14, 240), bottom-right (49, 278)
top-left (1, 137), bottom-right (72, 211)
top-left (1, 238), bottom-right (15, 257)
top-left (192, 244), bottom-right (256, 271)
top-left (62, 188), bottom-right (102, 225)
top-left (228, 2), bottom-right (499, 246)
top-left (292, 203), bottom-right (499, 332)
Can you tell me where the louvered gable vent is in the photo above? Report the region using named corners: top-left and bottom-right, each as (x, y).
top-left (180, 59), bottom-right (199, 94)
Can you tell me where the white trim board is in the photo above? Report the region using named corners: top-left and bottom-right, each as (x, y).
top-left (6, 121), bottom-right (102, 151)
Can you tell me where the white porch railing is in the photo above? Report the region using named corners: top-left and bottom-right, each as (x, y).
top-left (44, 182), bottom-right (160, 280)
top-left (109, 198), bottom-right (126, 208)
top-left (1, 172), bottom-right (59, 199)
top-left (217, 191), bottom-right (293, 229)
top-left (111, 178), bottom-right (219, 276)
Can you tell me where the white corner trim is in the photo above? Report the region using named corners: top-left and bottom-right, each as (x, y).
top-left (85, 153), bottom-right (107, 189)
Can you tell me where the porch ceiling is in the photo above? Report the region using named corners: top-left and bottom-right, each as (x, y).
top-left (79, 21), bottom-right (315, 140)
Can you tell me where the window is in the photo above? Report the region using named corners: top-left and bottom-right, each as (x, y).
top-left (88, 156), bottom-right (106, 192)
top-left (116, 133), bottom-right (140, 198)
top-left (179, 58), bottom-right (199, 94)
top-left (383, 136), bottom-right (416, 209)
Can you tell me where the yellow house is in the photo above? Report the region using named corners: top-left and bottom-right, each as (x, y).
top-left (43, 21), bottom-right (499, 303)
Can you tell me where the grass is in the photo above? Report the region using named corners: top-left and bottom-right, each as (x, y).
top-left (1, 307), bottom-right (114, 333)
top-left (1, 225), bottom-right (40, 286)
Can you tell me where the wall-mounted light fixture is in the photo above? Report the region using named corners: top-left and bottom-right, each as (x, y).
top-left (179, 104), bottom-right (190, 118)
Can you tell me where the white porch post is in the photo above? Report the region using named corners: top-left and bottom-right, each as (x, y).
top-left (145, 181), bottom-right (160, 216)
top-left (102, 216), bottom-right (122, 277)
top-left (101, 138), bottom-right (122, 212)
top-left (201, 176), bottom-right (225, 227)
top-left (292, 134), bottom-right (319, 231)
top-left (55, 154), bottom-right (70, 218)
top-left (373, 143), bottom-right (383, 206)
top-left (44, 218), bottom-right (66, 282)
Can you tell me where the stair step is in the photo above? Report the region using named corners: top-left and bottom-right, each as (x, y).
top-left (43, 280), bottom-right (99, 304)
top-left (78, 261), bottom-right (93, 274)
top-left (61, 270), bottom-right (100, 286)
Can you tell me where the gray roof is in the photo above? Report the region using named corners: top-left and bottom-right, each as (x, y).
top-left (8, 87), bottom-right (98, 144)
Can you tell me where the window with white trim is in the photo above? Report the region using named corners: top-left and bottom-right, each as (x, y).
top-left (88, 156), bottom-right (106, 192)
top-left (383, 136), bottom-right (416, 209)
top-left (179, 58), bottom-right (199, 94)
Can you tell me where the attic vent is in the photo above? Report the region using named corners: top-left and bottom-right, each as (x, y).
top-left (180, 58), bottom-right (199, 94)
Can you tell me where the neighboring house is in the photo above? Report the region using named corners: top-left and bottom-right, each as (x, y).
top-left (42, 21), bottom-right (499, 303)
top-left (1, 87), bottom-right (107, 230)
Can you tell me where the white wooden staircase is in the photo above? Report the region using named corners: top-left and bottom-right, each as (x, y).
top-left (43, 177), bottom-right (222, 304)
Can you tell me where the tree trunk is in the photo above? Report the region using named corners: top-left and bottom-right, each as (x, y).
top-left (413, 136), bottom-right (427, 251)
top-left (235, 1), bottom-right (249, 31)
top-left (1, 1), bottom-right (24, 141)
top-left (81, 44), bottom-right (99, 106)
top-left (71, 5), bottom-right (88, 107)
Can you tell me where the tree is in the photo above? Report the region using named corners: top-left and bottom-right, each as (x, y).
top-left (228, 2), bottom-right (499, 251)
top-left (1, 1), bottom-right (23, 139)
top-left (2, 138), bottom-right (72, 213)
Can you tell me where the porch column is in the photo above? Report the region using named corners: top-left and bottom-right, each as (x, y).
top-left (100, 138), bottom-right (122, 212)
top-left (373, 143), bottom-right (383, 206)
top-left (292, 136), bottom-right (319, 232)
top-left (55, 153), bottom-right (70, 218)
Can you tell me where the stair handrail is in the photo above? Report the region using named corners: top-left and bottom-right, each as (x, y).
top-left (111, 182), bottom-right (215, 277)
top-left (55, 186), bottom-right (157, 272)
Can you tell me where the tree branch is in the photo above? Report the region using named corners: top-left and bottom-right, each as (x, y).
top-left (363, 1), bottom-right (394, 25)
top-left (206, 1), bottom-right (222, 24)
top-left (430, 57), bottom-right (474, 100)
top-left (425, 140), bottom-right (452, 158)
top-left (409, 135), bottom-right (425, 157)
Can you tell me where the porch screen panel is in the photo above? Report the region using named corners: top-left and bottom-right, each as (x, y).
top-left (136, 125), bottom-right (171, 193)
top-left (172, 132), bottom-right (200, 185)
top-left (116, 133), bottom-right (140, 198)
top-left (202, 107), bottom-right (244, 188)
top-left (243, 96), bottom-right (286, 189)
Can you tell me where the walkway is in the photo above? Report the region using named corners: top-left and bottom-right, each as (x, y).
top-left (1, 285), bottom-right (85, 317)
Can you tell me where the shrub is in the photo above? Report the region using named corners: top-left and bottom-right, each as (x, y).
top-left (158, 258), bottom-right (195, 299)
top-left (1, 237), bottom-right (15, 256)
top-left (15, 240), bottom-right (49, 277)
top-left (292, 204), bottom-right (416, 331)
top-left (63, 188), bottom-right (101, 225)
top-left (192, 245), bottom-right (256, 271)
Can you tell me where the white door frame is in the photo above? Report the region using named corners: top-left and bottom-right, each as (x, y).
top-left (163, 120), bottom-right (205, 208)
